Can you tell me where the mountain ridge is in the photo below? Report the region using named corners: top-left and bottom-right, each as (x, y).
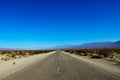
top-left (54, 40), bottom-right (120, 49)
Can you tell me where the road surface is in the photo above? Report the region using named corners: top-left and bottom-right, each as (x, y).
top-left (2, 51), bottom-right (120, 80)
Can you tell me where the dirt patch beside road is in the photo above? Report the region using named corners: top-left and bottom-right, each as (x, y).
top-left (0, 51), bottom-right (55, 80)
top-left (62, 51), bottom-right (120, 76)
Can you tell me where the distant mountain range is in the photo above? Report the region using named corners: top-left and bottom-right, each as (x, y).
top-left (0, 40), bottom-right (120, 50)
top-left (54, 40), bottom-right (120, 49)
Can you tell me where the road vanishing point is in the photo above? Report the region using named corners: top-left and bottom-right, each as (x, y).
top-left (2, 51), bottom-right (120, 80)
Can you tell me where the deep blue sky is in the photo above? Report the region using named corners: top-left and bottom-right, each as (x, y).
top-left (0, 0), bottom-right (120, 48)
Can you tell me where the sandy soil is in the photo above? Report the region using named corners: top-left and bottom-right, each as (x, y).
top-left (62, 51), bottom-right (120, 76)
top-left (0, 51), bottom-right (55, 79)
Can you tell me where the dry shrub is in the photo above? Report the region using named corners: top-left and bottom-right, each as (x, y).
top-left (91, 54), bottom-right (103, 59)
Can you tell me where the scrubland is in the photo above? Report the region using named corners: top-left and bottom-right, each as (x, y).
top-left (63, 49), bottom-right (120, 75)
top-left (0, 50), bottom-right (53, 62)
top-left (64, 48), bottom-right (120, 61)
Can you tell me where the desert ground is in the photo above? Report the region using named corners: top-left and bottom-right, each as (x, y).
top-left (0, 51), bottom-right (120, 80)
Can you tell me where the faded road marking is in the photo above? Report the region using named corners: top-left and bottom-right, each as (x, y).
top-left (57, 66), bottom-right (60, 74)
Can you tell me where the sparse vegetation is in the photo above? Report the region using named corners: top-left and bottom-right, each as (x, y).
top-left (0, 50), bottom-right (53, 61)
top-left (64, 48), bottom-right (120, 60)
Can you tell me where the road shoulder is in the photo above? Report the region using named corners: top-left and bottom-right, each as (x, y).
top-left (0, 51), bottom-right (55, 80)
top-left (62, 51), bottom-right (120, 76)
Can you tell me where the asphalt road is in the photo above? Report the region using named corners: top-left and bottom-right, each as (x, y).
top-left (2, 51), bottom-right (120, 80)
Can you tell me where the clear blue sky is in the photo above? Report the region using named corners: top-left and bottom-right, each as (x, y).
top-left (0, 0), bottom-right (120, 48)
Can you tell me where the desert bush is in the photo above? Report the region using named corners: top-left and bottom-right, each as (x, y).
top-left (97, 49), bottom-right (108, 57)
top-left (79, 53), bottom-right (86, 56)
top-left (91, 54), bottom-right (103, 59)
top-left (64, 48), bottom-right (120, 59)
top-left (1, 56), bottom-right (10, 61)
top-left (0, 50), bottom-right (53, 61)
